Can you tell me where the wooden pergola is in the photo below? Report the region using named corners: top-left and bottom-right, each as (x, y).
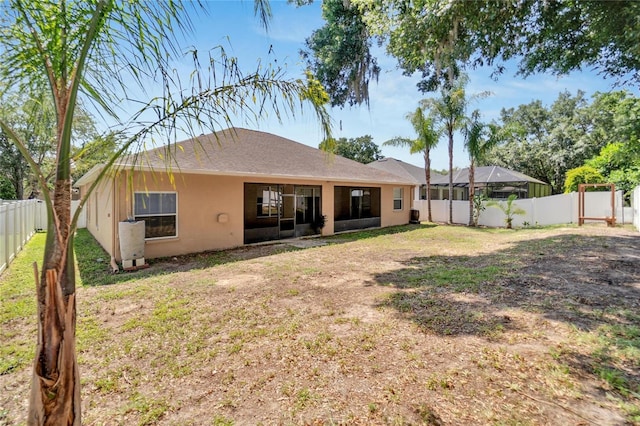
top-left (578, 183), bottom-right (616, 227)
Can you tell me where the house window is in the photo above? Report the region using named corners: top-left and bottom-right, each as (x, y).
top-left (257, 185), bottom-right (281, 217)
top-left (393, 187), bottom-right (403, 210)
top-left (134, 192), bottom-right (177, 239)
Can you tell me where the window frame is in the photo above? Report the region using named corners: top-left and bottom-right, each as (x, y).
top-left (393, 187), bottom-right (404, 211)
top-left (133, 191), bottom-right (178, 240)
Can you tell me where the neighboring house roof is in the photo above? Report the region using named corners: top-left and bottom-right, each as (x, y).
top-left (76, 128), bottom-right (414, 186)
top-left (367, 157), bottom-right (447, 185)
top-left (432, 166), bottom-right (549, 187)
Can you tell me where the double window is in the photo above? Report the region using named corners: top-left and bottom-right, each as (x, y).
top-left (393, 187), bottom-right (403, 210)
top-left (134, 192), bottom-right (177, 239)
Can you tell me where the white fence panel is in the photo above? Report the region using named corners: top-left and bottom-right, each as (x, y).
top-left (32, 199), bottom-right (86, 231)
top-left (35, 200), bottom-right (47, 231)
top-left (531, 193), bottom-right (573, 225)
top-left (73, 200), bottom-right (86, 229)
top-left (0, 199), bottom-right (38, 274)
top-left (413, 190), bottom-right (632, 228)
top-left (0, 198), bottom-right (87, 275)
top-left (415, 200), bottom-right (446, 223)
top-left (451, 200), bottom-right (470, 225)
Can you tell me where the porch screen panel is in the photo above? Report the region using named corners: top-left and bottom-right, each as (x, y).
top-left (334, 186), bottom-right (351, 220)
top-left (295, 186), bottom-right (321, 225)
top-left (335, 186), bottom-right (380, 220)
top-left (244, 183), bottom-right (279, 229)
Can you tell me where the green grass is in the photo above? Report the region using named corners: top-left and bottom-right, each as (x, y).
top-left (124, 392), bottom-right (170, 426)
top-left (0, 232), bottom-right (44, 374)
top-left (3, 223), bottom-right (640, 424)
top-left (386, 262), bottom-right (505, 292)
top-left (74, 229), bottom-right (166, 286)
top-left (0, 232), bottom-right (43, 321)
top-left (581, 319), bottom-right (640, 418)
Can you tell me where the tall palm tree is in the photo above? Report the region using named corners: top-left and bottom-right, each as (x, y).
top-left (422, 76), bottom-right (488, 224)
top-left (0, 2), bottom-right (330, 424)
top-left (463, 110), bottom-right (499, 226)
top-left (384, 107), bottom-right (441, 222)
top-left (422, 78), bottom-right (467, 224)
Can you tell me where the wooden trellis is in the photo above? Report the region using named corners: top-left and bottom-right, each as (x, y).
top-left (578, 183), bottom-right (616, 227)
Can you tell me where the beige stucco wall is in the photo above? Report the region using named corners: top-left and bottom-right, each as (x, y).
top-left (83, 178), bottom-right (115, 258)
top-left (381, 185), bottom-right (413, 228)
top-left (86, 170), bottom-right (413, 260)
top-left (116, 171), bottom-right (246, 260)
top-left (320, 182), bottom-right (334, 235)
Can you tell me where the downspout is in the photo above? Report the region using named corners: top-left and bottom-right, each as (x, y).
top-left (110, 171), bottom-right (119, 273)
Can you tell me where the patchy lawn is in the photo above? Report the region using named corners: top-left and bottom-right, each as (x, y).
top-left (1, 224), bottom-right (639, 425)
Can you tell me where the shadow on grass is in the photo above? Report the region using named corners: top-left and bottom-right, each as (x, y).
top-left (371, 232), bottom-right (640, 416)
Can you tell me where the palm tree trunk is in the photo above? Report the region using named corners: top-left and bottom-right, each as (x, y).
top-left (448, 131), bottom-right (454, 224)
top-left (29, 176), bottom-right (81, 425)
top-left (29, 62), bottom-right (82, 422)
top-left (424, 150), bottom-right (432, 222)
top-left (468, 160), bottom-right (475, 226)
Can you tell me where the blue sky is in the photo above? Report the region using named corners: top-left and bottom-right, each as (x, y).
top-left (140, 1), bottom-right (637, 171)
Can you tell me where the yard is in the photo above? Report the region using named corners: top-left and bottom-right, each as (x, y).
top-left (1, 224), bottom-right (639, 425)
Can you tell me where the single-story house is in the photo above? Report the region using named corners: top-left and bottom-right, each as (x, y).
top-left (368, 158), bottom-right (550, 200)
top-left (75, 128), bottom-right (414, 261)
top-left (367, 158), bottom-right (464, 200)
top-left (438, 166), bottom-right (551, 199)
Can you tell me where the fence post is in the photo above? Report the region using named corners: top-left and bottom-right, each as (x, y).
top-left (2, 204), bottom-right (7, 272)
top-left (20, 201), bottom-right (26, 250)
top-left (13, 202), bottom-right (18, 259)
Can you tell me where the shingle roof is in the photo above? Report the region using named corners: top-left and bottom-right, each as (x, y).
top-left (367, 157), bottom-right (447, 185)
top-left (432, 166), bottom-right (548, 186)
top-left (77, 128), bottom-right (413, 186)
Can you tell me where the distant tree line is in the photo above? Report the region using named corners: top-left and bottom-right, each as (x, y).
top-left (0, 90), bottom-right (113, 200)
top-left (483, 90), bottom-right (640, 198)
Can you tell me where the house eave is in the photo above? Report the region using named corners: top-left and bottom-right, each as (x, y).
top-left (111, 163), bottom-right (415, 186)
top-left (74, 164), bottom-right (104, 187)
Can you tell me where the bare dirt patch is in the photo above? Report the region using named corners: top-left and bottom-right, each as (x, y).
top-left (1, 224), bottom-right (639, 425)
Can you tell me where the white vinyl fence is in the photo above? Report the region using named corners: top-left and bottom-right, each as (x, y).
top-left (414, 190), bottom-right (633, 228)
top-left (1, 199), bottom-right (39, 274)
top-left (0, 199), bottom-right (86, 274)
top-left (633, 185), bottom-right (640, 232)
